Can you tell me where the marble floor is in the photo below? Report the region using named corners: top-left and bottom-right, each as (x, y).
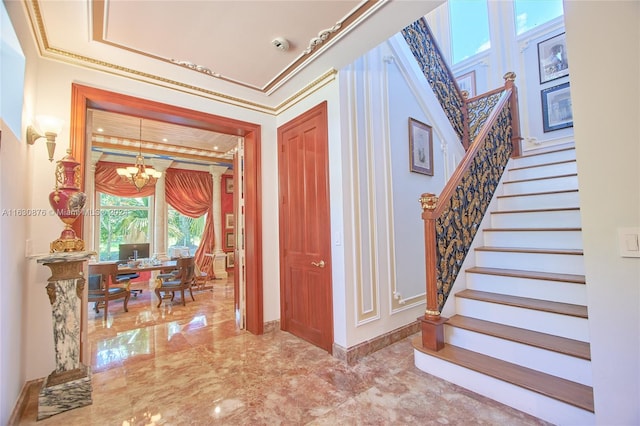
top-left (17, 276), bottom-right (549, 425)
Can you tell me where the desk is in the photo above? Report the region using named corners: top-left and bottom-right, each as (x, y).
top-left (89, 261), bottom-right (178, 297)
top-left (115, 260), bottom-right (177, 274)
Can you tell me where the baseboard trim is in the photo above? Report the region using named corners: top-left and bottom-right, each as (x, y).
top-left (263, 319), bottom-right (280, 333)
top-left (333, 321), bottom-right (420, 365)
top-left (8, 378), bottom-right (43, 425)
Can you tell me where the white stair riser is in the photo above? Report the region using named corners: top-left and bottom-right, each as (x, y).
top-left (512, 149), bottom-right (577, 168)
top-left (498, 191), bottom-right (580, 210)
top-left (483, 230), bottom-right (583, 249)
top-left (475, 250), bottom-right (585, 275)
top-left (491, 209), bottom-right (581, 228)
top-left (444, 326), bottom-right (593, 386)
top-left (455, 298), bottom-right (590, 341)
top-left (509, 161), bottom-right (577, 181)
top-left (414, 351), bottom-right (595, 426)
top-left (467, 273), bottom-right (588, 305)
top-left (502, 175), bottom-right (578, 195)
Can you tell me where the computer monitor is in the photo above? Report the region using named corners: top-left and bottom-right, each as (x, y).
top-left (118, 243), bottom-right (150, 261)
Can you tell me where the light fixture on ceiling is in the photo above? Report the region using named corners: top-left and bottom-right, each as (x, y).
top-left (116, 119), bottom-right (162, 191)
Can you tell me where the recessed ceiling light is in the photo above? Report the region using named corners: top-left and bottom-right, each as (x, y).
top-left (97, 128), bottom-right (104, 132)
top-left (162, 138), bottom-right (168, 142)
top-left (213, 146), bottom-right (219, 150)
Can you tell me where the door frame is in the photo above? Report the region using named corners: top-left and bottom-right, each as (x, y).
top-left (69, 84), bottom-right (264, 356)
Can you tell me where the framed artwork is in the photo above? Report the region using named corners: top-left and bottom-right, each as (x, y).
top-left (408, 118), bottom-right (433, 176)
top-left (541, 82), bottom-right (573, 132)
top-left (225, 176), bottom-right (234, 193)
top-left (225, 213), bottom-right (234, 229)
top-left (226, 252), bottom-right (235, 268)
top-left (456, 70), bottom-right (476, 98)
top-left (538, 32), bottom-right (569, 84)
top-left (225, 232), bottom-right (235, 249)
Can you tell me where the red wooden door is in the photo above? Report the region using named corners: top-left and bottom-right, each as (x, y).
top-left (278, 101), bottom-right (333, 353)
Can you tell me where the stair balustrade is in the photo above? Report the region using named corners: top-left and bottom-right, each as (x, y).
top-left (401, 17), bottom-right (522, 351)
top-left (418, 75), bottom-right (521, 351)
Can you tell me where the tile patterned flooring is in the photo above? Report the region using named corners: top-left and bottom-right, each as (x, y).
top-left (18, 277), bottom-right (550, 425)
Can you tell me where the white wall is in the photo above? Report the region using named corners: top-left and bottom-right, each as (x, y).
top-left (564, 1), bottom-right (640, 424)
top-left (333, 38), bottom-right (463, 348)
top-left (0, 1), bottom-right (32, 422)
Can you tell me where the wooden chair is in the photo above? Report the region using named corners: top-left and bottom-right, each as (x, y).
top-left (154, 256), bottom-right (196, 307)
top-left (194, 263), bottom-right (210, 291)
top-left (88, 263), bottom-right (131, 321)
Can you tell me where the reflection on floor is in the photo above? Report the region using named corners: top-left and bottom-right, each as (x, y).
top-left (18, 276), bottom-right (549, 425)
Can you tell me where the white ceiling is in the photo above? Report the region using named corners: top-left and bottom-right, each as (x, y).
top-left (23, 0), bottom-right (442, 166)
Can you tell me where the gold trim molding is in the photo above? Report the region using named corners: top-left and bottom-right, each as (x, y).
top-left (25, 1), bottom-right (341, 116)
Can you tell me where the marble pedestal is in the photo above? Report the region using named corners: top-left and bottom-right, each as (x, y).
top-left (36, 251), bottom-right (95, 420)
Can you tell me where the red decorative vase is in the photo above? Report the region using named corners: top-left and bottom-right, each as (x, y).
top-left (49, 149), bottom-right (86, 252)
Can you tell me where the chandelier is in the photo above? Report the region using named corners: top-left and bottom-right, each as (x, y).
top-left (116, 120), bottom-right (162, 191)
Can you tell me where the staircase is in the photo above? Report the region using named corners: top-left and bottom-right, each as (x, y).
top-left (413, 145), bottom-right (595, 425)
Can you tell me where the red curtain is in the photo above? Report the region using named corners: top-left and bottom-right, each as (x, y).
top-left (95, 161), bottom-right (155, 197)
top-left (165, 169), bottom-right (215, 277)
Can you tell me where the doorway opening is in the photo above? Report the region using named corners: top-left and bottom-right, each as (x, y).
top-left (70, 83), bottom-right (264, 363)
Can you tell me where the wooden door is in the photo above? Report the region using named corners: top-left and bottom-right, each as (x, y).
top-left (233, 138), bottom-right (246, 329)
top-left (278, 101), bottom-right (333, 353)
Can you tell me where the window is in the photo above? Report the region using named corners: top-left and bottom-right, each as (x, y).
top-left (449, 0), bottom-right (491, 63)
top-left (167, 207), bottom-right (204, 257)
top-left (98, 193), bottom-right (151, 261)
top-left (514, 0), bottom-right (564, 35)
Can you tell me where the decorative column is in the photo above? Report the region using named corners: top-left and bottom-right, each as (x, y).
top-left (210, 165), bottom-right (228, 279)
top-left (36, 251), bottom-right (96, 420)
top-left (150, 159), bottom-right (172, 260)
top-left (85, 151), bottom-right (103, 252)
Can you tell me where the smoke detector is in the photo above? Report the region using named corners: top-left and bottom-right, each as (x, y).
top-left (272, 37), bottom-right (290, 52)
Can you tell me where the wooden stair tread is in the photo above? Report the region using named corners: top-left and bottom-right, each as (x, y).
top-left (504, 173), bottom-right (577, 184)
top-left (476, 246), bottom-right (583, 255)
top-left (484, 227), bottom-right (581, 232)
top-left (497, 189), bottom-right (578, 199)
top-left (412, 337), bottom-right (594, 412)
top-left (466, 266), bottom-right (585, 284)
top-left (447, 315), bottom-right (591, 360)
top-left (491, 207), bottom-right (580, 214)
top-left (456, 289), bottom-right (588, 318)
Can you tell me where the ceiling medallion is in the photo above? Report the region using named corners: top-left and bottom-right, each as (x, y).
top-left (169, 59), bottom-right (220, 77)
top-left (303, 22), bottom-right (343, 55)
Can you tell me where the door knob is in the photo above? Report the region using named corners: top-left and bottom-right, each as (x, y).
top-left (311, 260), bottom-right (325, 268)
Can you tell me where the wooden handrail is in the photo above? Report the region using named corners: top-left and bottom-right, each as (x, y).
top-left (424, 89), bottom-right (512, 220)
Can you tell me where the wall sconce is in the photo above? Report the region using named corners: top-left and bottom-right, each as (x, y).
top-left (27, 116), bottom-right (63, 162)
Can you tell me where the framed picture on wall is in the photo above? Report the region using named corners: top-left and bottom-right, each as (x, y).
top-left (227, 252), bottom-right (235, 268)
top-left (408, 118), bottom-right (433, 176)
top-left (456, 70), bottom-right (476, 98)
top-left (225, 176), bottom-right (234, 193)
top-left (225, 232), bottom-right (235, 249)
top-left (538, 32), bottom-right (569, 84)
top-left (541, 82), bottom-right (573, 132)
top-left (225, 213), bottom-right (234, 229)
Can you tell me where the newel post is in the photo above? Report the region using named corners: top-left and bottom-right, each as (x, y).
top-left (503, 71), bottom-right (522, 157)
top-left (419, 193), bottom-right (446, 351)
